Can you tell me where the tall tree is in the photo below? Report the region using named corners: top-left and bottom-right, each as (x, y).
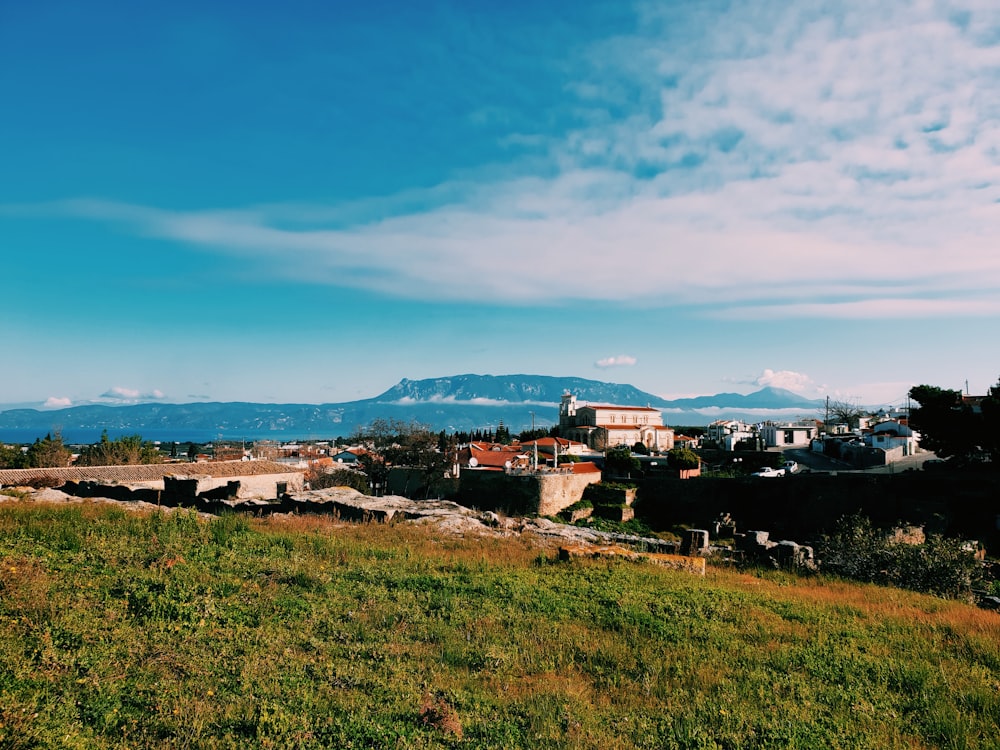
top-left (908, 383), bottom-right (993, 461)
top-left (0, 444), bottom-right (28, 469)
top-left (25, 433), bottom-right (72, 468)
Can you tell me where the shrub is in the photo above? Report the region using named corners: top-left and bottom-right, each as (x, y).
top-left (306, 468), bottom-right (370, 494)
top-left (667, 447), bottom-right (700, 470)
top-left (817, 514), bottom-right (983, 600)
top-left (583, 483), bottom-right (636, 508)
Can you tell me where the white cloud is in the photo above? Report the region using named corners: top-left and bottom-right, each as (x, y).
top-left (103, 387), bottom-right (141, 400)
top-left (389, 396), bottom-right (556, 406)
top-left (595, 355), bottom-right (638, 368)
top-left (100, 387), bottom-right (166, 403)
top-left (43, 1), bottom-right (1000, 321)
top-left (43, 396), bottom-right (72, 409)
top-left (755, 369), bottom-right (814, 393)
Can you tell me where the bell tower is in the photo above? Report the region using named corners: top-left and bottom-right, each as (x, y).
top-left (559, 392), bottom-right (577, 428)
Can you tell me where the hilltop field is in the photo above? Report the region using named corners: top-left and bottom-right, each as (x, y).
top-left (1, 501), bottom-right (998, 749)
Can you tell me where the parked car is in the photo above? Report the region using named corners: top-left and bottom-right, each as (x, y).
top-left (751, 466), bottom-right (785, 478)
top-left (783, 460), bottom-right (799, 473)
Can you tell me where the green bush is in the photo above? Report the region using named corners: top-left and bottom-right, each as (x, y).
top-left (667, 447), bottom-right (700, 470)
top-left (583, 483), bottom-right (636, 508)
top-left (817, 514), bottom-right (983, 600)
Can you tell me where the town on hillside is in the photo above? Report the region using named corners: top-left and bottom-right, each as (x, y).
top-left (2, 383), bottom-right (998, 606)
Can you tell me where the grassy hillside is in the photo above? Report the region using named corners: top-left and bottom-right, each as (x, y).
top-left (1, 503), bottom-right (998, 749)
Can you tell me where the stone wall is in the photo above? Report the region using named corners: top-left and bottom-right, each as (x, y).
top-left (457, 470), bottom-right (601, 516)
top-left (201, 471), bottom-right (304, 499)
top-left (536, 472), bottom-right (603, 516)
top-left (635, 472), bottom-right (1000, 551)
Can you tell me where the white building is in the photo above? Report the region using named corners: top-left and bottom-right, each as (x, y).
top-left (864, 420), bottom-right (922, 458)
top-left (559, 393), bottom-right (674, 451)
top-left (706, 420), bottom-right (755, 451)
top-left (760, 421), bottom-right (818, 448)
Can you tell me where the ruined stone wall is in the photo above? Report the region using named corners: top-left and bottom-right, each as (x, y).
top-left (174, 472), bottom-right (303, 500)
top-left (536, 472), bottom-right (602, 517)
top-left (457, 472), bottom-right (541, 515)
top-left (457, 470), bottom-right (601, 516)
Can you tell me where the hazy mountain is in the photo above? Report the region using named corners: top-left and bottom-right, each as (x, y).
top-left (371, 374), bottom-right (670, 406)
top-left (662, 386), bottom-right (823, 410)
top-left (0, 374), bottom-right (824, 442)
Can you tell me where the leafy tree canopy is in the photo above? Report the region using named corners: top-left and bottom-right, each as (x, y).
top-left (0, 444), bottom-right (28, 469)
top-left (604, 445), bottom-right (640, 475)
top-left (667, 447), bottom-right (701, 470)
top-left (25, 433), bottom-right (72, 468)
top-left (908, 380), bottom-right (1000, 462)
top-left (76, 431), bottom-right (162, 466)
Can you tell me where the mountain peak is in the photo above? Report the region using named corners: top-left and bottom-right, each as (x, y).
top-left (1, 374), bottom-right (826, 442)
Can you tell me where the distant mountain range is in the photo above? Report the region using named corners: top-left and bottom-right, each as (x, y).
top-left (0, 374), bottom-right (825, 443)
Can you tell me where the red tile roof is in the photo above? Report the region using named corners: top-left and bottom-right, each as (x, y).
top-left (468, 448), bottom-right (524, 468)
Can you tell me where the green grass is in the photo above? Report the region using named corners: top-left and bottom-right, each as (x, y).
top-left (1, 503), bottom-right (998, 749)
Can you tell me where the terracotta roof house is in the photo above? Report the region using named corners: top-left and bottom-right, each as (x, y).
top-left (520, 436), bottom-right (589, 455)
top-left (457, 446), bottom-right (529, 472)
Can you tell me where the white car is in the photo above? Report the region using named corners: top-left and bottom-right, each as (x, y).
top-left (783, 460), bottom-right (799, 473)
top-left (752, 466), bottom-right (785, 478)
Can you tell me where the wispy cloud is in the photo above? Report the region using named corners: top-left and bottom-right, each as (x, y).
top-left (595, 355), bottom-right (637, 368)
top-left (32, 1), bottom-right (1000, 320)
top-left (43, 396), bottom-right (72, 409)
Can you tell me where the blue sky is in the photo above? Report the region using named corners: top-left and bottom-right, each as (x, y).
top-left (2, 0), bottom-right (999, 411)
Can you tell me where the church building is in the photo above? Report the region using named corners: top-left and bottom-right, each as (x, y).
top-left (558, 393), bottom-right (674, 452)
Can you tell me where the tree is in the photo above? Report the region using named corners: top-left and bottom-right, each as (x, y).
top-left (631, 441), bottom-right (650, 455)
top-left (823, 399), bottom-right (868, 429)
top-left (353, 419), bottom-right (453, 498)
top-left (604, 445), bottom-right (640, 476)
top-left (667, 447), bottom-right (701, 470)
top-left (25, 433), bottom-right (72, 468)
top-left (591, 427), bottom-right (609, 452)
top-left (77, 431), bottom-right (162, 466)
top-left (980, 378), bottom-right (1000, 462)
top-left (908, 384), bottom-right (990, 462)
top-left (0, 444), bottom-right (28, 469)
